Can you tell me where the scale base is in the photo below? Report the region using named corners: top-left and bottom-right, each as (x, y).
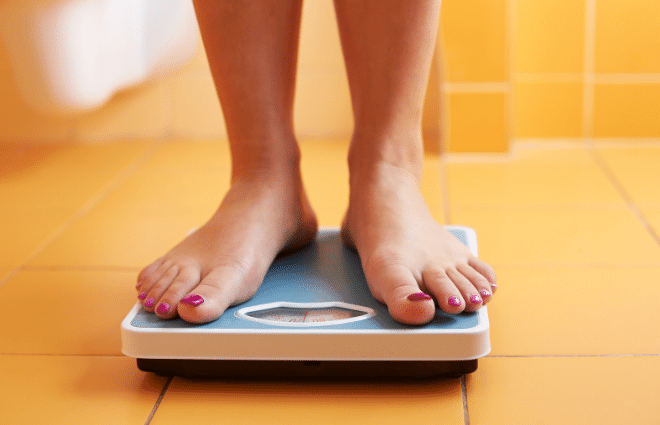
top-left (137, 359), bottom-right (477, 380)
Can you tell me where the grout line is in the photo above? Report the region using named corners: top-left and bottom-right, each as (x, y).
top-left (588, 142), bottom-right (660, 247)
top-left (582, 0), bottom-right (597, 139)
top-left (0, 143), bottom-right (162, 291)
top-left (442, 82), bottom-right (509, 93)
top-left (460, 375), bottom-right (470, 425)
top-left (144, 376), bottom-right (173, 425)
top-left (594, 74), bottom-right (660, 84)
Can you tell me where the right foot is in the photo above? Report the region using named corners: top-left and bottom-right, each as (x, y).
top-left (135, 162), bottom-right (317, 323)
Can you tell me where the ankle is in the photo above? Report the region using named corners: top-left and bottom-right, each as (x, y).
top-left (347, 133), bottom-right (423, 184)
top-left (230, 137), bottom-right (302, 182)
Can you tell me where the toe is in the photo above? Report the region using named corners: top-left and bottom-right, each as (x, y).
top-left (177, 265), bottom-right (259, 324)
top-left (153, 266), bottom-right (201, 319)
top-left (142, 264), bottom-right (179, 313)
top-left (422, 267), bottom-right (465, 314)
top-left (446, 267), bottom-right (483, 312)
top-left (368, 264), bottom-right (436, 326)
top-left (457, 262), bottom-right (493, 304)
top-left (469, 257), bottom-right (497, 294)
top-left (136, 257), bottom-right (164, 289)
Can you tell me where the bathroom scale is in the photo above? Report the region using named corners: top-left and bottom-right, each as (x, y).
top-left (121, 226), bottom-right (490, 379)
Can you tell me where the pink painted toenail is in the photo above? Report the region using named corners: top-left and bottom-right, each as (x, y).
top-left (181, 294), bottom-right (204, 306)
top-left (469, 294), bottom-right (482, 304)
top-left (137, 292), bottom-right (147, 300)
top-left (480, 290), bottom-right (492, 298)
top-left (448, 296), bottom-right (462, 306)
top-left (144, 298), bottom-right (155, 308)
top-left (156, 303), bottom-right (170, 315)
top-left (407, 292), bottom-right (432, 301)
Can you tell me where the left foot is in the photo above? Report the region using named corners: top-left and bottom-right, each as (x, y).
top-left (342, 152), bottom-right (497, 325)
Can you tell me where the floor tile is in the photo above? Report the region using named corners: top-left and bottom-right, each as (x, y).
top-left (446, 147), bottom-right (623, 206)
top-left (467, 356), bottom-right (660, 425)
top-left (451, 206), bottom-right (660, 266)
top-left (0, 142), bottom-right (154, 268)
top-left (0, 354), bottom-right (165, 425)
top-left (0, 270), bottom-right (138, 355)
top-left (0, 142), bottom-right (153, 211)
top-left (28, 207), bottom-right (209, 269)
top-left (487, 266), bottom-right (660, 355)
top-left (595, 146), bottom-right (660, 204)
top-left (0, 208), bottom-right (75, 268)
top-left (154, 379), bottom-right (464, 425)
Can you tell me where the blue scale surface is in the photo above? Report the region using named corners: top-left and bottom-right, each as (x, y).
top-left (130, 228), bottom-right (479, 331)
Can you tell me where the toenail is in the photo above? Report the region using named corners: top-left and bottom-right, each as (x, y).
top-left (137, 292), bottom-right (147, 300)
top-left (480, 290), bottom-right (492, 298)
top-left (469, 294), bottom-right (482, 304)
top-left (491, 283), bottom-right (498, 289)
top-left (407, 292), bottom-right (432, 301)
top-left (156, 303), bottom-right (170, 315)
top-left (448, 296), bottom-right (462, 306)
top-left (181, 294), bottom-right (205, 306)
top-left (144, 298), bottom-right (155, 308)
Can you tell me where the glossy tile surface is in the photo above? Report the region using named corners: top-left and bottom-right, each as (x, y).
top-left (467, 357), bottom-right (660, 425)
top-left (155, 379), bottom-right (463, 425)
top-left (3, 140), bottom-right (659, 424)
top-left (0, 355), bottom-right (165, 425)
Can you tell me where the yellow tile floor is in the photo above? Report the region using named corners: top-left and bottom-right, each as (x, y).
top-left (1, 139), bottom-right (659, 424)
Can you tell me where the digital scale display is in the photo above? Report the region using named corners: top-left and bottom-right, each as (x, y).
top-left (236, 302), bottom-right (376, 327)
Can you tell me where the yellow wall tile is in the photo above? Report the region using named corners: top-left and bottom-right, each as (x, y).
top-left (514, 82), bottom-right (583, 138)
top-left (514, 0), bottom-right (585, 73)
top-left (441, 0), bottom-right (507, 82)
top-left (595, 0), bottom-right (660, 73)
top-left (448, 92), bottom-right (508, 152)
top-left (593, 84), bottom-right (660, 137)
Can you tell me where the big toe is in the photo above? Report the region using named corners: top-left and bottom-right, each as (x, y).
top-left (177, 267), bottom-right (257, 324)
top-left (372, 265), bottom-right (436, 325)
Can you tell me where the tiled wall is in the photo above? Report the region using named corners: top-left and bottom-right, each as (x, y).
top-left (1, 0), bottom-right (659, 152)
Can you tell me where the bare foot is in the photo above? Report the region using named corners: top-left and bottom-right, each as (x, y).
top-left (342, 157), bottom-right (496, 325)
top-left (136, 164), bottom-right (317, 323)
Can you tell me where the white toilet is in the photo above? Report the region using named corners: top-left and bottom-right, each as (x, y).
top-left (0, 0), bottom-right (198, 114)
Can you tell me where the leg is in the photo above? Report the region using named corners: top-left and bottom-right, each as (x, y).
top-left (334, 0), bottom-right (496, 324)
top-left (136, 0), bottom-right (317, 323)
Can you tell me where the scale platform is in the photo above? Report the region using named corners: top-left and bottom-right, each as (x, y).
top-left (121, 226), bottom-right (490, 379)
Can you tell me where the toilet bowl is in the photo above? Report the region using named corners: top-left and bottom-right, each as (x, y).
top-left (0, 0), bottom-right (198, 114)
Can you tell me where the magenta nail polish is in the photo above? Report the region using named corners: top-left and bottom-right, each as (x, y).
top-left (181, 294), bottom-right (204, 306)
top-left (137, 292), bottom-right (147, 300)
top-left (448, 296), bottom-right (462, 306)
top-left (144, 298), bottom-right (155, 308)
top-left (407, 292), bottom-right (432, 301)
top-left (156, 303), bottom-right (170, 315)
top-left (480, 290), bottom-right (492, 298)
top-left (469, 294), bottom-right (482, 304)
